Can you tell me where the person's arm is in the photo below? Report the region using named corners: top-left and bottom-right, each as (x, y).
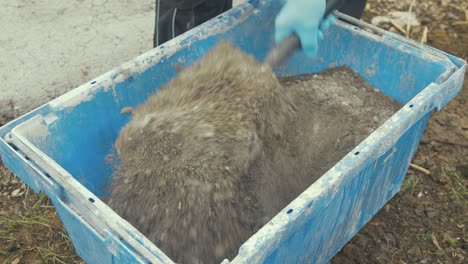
top-left (275, 0), bottom-right (336, 57)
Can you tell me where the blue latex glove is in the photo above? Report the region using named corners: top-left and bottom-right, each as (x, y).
top-left (275, 0), bottom-right (337, 57)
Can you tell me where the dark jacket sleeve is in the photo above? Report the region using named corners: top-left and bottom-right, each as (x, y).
top-left (338, 0), bottom-right (367, 19)
top-left (175, 0), bottom-right (205, 9)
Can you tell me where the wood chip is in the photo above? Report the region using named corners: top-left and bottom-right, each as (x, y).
top-left (420, 26), bottom-right (428, 44)
top-left (431, 234), bottom-right (443, 251)
top-left (120, 107), bottom-right (134, 115)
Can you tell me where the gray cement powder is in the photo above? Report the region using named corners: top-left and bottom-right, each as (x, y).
top-left (107, 42), bottom-right (402, 264)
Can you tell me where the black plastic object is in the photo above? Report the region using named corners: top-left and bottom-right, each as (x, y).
top-left (264, 0), bottom-right (347, 68)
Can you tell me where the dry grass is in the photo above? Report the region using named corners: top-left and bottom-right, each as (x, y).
top-left (0, 190), bottom-right (82, 264)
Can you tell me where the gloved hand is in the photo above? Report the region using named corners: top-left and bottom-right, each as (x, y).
top-left (275, 0), bottom-right (337, 57)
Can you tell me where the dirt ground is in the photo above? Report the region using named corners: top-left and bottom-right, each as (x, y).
top-left (0, 0), bottom-right (467, 263)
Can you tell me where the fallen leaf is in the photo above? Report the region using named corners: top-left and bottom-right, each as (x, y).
top-left (371, 11), bottom-right (420, 28)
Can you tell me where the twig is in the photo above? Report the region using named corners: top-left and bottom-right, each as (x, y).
top-left (390, 20), bottom-right (407, 35)
top-left (448, 3), bottom-right (467, 12)
top-left (432, 138), bottom-right (468, 148)
top-left (431, 234), bottom-right (443, 251)
top-left (420, 26), bottom-right (428, 44)
top-left (449, 3), bottom-right (468, 25)
top-left (453, 9), bottom-right (468, 25)
top-left (410, 163), bottom-right (431, 175)
top-left (406, 0), bottom-right (417, 37)
top-left (23, 186), bottom-right (30, 209)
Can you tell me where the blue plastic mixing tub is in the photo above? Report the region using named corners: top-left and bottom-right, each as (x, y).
top-left (0, 1), bottom-right (465, 263)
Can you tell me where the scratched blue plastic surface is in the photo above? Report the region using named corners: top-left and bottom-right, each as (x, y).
top-left (0, 0), bottom-right (465, 263)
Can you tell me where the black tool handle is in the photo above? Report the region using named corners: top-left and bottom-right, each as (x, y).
top-left (264, 0), bottom-right (346, 68)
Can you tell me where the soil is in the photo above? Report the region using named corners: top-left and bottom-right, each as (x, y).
top-left (107, 40), bottom-right (400, 264)
top-left (256, 67), bottom-right (401, 220)
top-left (107, 42), bottom-right (297, 264)
top-left (0, 0), bottom-right (467, 263)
